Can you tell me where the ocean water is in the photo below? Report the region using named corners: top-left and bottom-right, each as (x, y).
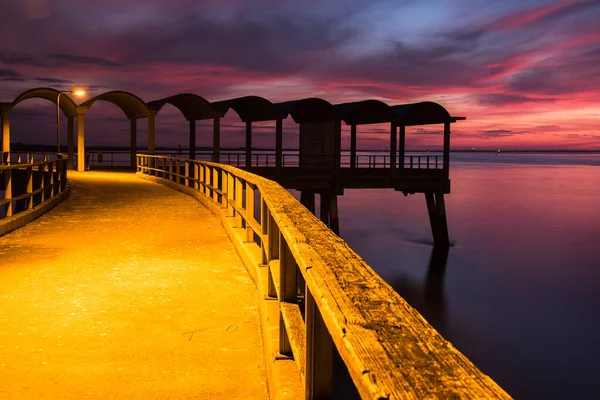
top-left (330, 153), bottom-right (600, 399)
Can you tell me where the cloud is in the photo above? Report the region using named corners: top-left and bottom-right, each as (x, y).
top-left (413, 128), bottom-right (443, 135)
top-left (490, 0), bottom-right (600, 31)
top-left (0, 52), bottom-right (48, 67)
top-left (47, 53), bottom-right (121, 68)
top-left (0, 68), bottom-right (23, 79)
top-left (479, 129), bottom-right (532, 138)
top-left (475, 93), bottom-right (556, 106)
top-left (114, 11), bottom-right (358, 76)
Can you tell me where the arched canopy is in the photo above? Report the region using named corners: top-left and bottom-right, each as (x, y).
top-left (147, 93), bottom-right (224, 121)
top-left (211, 96), bottom-right (287, 123)
top-left (275, 98), bottom-right (340, 123)
top-left (13, 87), bottom-right (79, 117)
top-left (392, 101), bottom-right (458, 126)
top-left (334, 100), bottom-right (394, 125)
top-left (80, 91), bottom-right (148, 119)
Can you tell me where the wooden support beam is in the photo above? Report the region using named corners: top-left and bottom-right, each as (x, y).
top-left (276, 118), bottom-right (283, 169)
top-left (399, 125), bottom-right (406, 170)
top-left (334, 121), bottom-right (342, 172)
top-left (425, 192), bottom-right (450, 248)
top-left (350, 124), bottom-right (357, 168)
top-left (320, 192), bottom-right (330, 227)
top-left (189, 120), bottom-right (196, 160)
top-left (213, 118), bottom-right (220, 163)
top-left (300, 191), bottom-right (315, 214)
top-left (245, 121), bottom-right (252, 168)
top-left (434, 192), bottom-right (449, 247)
top-left (329, 194), bottom-right (339, 235)
top-left (443, 122), bottom-right (450, 177)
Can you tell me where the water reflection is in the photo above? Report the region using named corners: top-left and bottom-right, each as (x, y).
top-left (390, 246), bottom-right (449, 337)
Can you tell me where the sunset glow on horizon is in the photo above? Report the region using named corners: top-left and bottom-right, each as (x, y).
top-left (1, 0), bottom-right (599, 150)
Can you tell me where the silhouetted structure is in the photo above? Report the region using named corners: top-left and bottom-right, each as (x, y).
top-left (0, 87), bottom-right (465, 246)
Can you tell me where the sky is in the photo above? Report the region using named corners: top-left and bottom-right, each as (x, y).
top-left (1, 0), bottom-right (599, 150)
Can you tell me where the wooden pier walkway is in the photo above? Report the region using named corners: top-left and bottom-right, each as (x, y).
top-left (0, 172), bottom-right (269, 399)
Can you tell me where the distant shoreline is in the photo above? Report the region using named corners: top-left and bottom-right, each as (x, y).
top-left (7, 143), bottom-right (600, 154)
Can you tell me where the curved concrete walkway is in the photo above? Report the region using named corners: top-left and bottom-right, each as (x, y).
top-left (0, 172), bottom-right (268, 399)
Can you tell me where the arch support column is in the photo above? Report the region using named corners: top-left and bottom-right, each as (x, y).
top-left (76, 110), bottom-right (87, 172)
top-left (67, 116), bottom-right (74, 169)
top-left (189, 120), bottom-right (196, 160)
top-left (130, 118), bottom-right (137, 168)
top-left (0, 104), bottom-right (11, 160)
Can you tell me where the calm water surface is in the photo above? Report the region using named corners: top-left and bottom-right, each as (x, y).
top-left (317, 153), bottom-right (600, 399)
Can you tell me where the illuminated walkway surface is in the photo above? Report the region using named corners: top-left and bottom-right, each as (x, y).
top-left (0, 172), bottom-right (268, 399)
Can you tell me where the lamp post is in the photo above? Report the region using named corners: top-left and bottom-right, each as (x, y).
top-left (56, 90), bottom-right (85, 153)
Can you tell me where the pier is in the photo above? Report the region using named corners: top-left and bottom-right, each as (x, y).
top-left (0, 88), bottom-right (510, 399)
top-left (2, 88), bottom-right (465, 247)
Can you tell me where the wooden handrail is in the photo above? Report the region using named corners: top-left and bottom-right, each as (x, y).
top-left (1, 154), bottom-right (69, 220)
top-left (136, 154), bottom-right (511, 399)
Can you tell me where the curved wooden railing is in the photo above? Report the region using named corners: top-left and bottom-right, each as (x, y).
top-left (136, 154), bottom-right (511, 400)
top-left (1, 153), bottom-right (69, 222)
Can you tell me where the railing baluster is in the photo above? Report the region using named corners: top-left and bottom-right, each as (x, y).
top-left (212, 168), bottom-right (219, 203)
top-left (221, 169), bottom-right (228, 208)
top-left (184, 161), bottom-right (190, 187)
top-left (245, 183), bottom-right (255, 242)
top-left (227, 172), bottom-right (235, 217)
top-left (264, 209), bottom-right (277, 298)
top-left (40, 163), bottom-right (45, 203)
top-left (4, 168), bottom-right (12, 217)
top-left (261, 200), bottom-right (269, 264)
top-left (48, 161), bottom-right (55, 198)
top-left (305, 287), bottom-right (333, 399)
top-left (279, 237), bottom-right (297, 357)
top-left (27, 165), bottom-right (33, 210)
top-left (205, 165), bottom-right (212, 197)
top-left (235, 177), bottom-right (243, 227)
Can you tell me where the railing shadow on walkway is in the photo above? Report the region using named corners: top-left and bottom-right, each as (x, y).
top-left (137, 154), bottom-right (512, 400)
